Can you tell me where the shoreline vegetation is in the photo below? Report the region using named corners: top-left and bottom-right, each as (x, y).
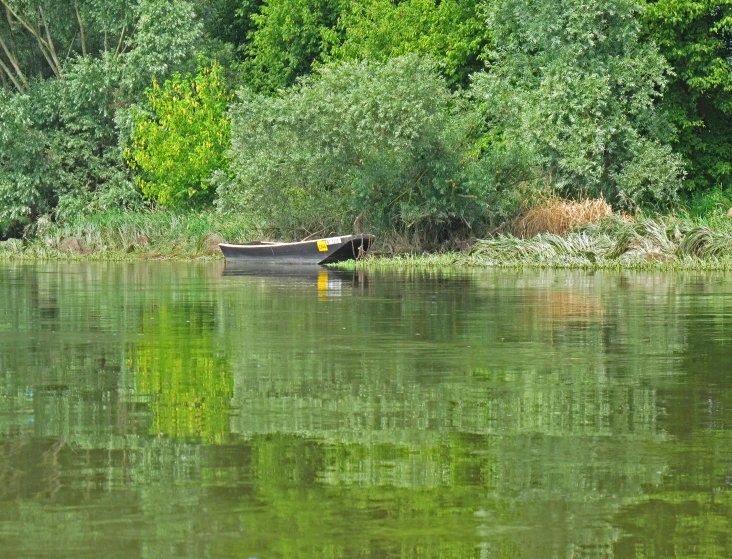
top-left (2, 1), bottom-right (732, 270)
top-left (3, 199), bottom-right (732, 271)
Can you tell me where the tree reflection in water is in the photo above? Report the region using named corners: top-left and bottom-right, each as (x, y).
top-left (0, 262), bottom-right (730, 558)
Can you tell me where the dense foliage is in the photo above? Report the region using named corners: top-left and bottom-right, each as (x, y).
top-left (242, 0), bottom-right (343, 92)
top-left (222, 55), bottom-right (508, 242)
top-left (0, 90), bottom-right (52, 232)
top-left (329, 0), bottom-right (490, 88)
top-left (643, 0), bottom-right (732, 193)
top-left (476, 0), bottom-right (684, 209)
top-left (1, 0), bottom-right (731, 242)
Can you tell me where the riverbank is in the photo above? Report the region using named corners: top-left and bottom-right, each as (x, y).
top-left (2, 211), bottom-right (732, 271)
top-left (340, 214), bottom-right (732, 271)
top-left (0, 211), bottom-right (257, 261)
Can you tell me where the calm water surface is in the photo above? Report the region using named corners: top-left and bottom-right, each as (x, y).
top-left (0, 262), bottom-right (731, 558)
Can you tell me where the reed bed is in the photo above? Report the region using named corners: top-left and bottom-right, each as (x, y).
top-left (512, 197), bottom-right (616, 238)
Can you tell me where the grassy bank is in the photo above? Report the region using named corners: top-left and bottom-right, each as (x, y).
top-left (0, 211), bottom-right (259, 260)
top-left (3, 209), bottom-right (732, 271)
top-left (340, 214), bottom-right (732, 271)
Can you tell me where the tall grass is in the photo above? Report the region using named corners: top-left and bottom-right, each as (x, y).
top-left (339, 212), bottom-right (732, 271)
top-left (464, 215), bottom-right (732, 270)
top-left (684, 186), bottom-right (732, 218)
top-left (512, 197), bottom-right (616, 237)
top-left (0, 211), bottom-right (260, 260)
top-left (4, 207), bottom-right (732, 270)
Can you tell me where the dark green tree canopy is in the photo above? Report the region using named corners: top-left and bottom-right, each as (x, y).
top-left (643, 0), bottom-right (732, 192)
top-left (242, 0), bottom-right (343, 92)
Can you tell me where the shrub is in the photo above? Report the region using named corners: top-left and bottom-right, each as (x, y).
top-left (49, 54), bottom-right (145, 222)
top-left (221, 55), bottom-right (504, 243)
top-left (126, 63), bottom-right (232, 208)
top-left (0, 90), bottom-right (54, 227)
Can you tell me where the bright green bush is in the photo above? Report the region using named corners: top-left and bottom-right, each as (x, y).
top-left (221, 55), bottom-right (507, 242)
top-left (126, 63), bottom-right (231, 208)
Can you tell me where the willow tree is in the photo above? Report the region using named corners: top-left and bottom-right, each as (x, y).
top-left (475, 0), bottom-right (684, 208)
top-left (223, 55), bottom-right (499, 242)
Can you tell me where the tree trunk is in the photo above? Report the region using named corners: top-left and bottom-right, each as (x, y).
top-left (74, 2), bottom-right (87, 56)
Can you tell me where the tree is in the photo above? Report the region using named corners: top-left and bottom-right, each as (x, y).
top-left (329, 0), bottom-right (490, 88)
top-left (122, 0), bottom-right (204, 94)
top-left (197, 0), bottom-right (262, 49)
top-left (474, 0), bottom-right (684, 208)
top-left (242, 0), bottom-right (344, 92)
top-left (0, 0), bottom-right (134, 91)
top-left (126, 63), bottom-right (231, 208)
top-left (643, 0), bottom-right (732, 193)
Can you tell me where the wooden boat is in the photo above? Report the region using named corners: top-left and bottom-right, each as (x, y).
top-left (219, 234), bottom-right (375, 265)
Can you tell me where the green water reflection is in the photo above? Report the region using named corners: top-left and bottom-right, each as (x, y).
top-left (0, 262), bottom-right (731, 558)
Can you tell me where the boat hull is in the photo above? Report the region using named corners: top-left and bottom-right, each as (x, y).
top-left (219, 234), bottom-right (374, 265)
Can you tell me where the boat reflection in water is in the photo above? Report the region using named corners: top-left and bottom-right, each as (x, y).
top-left (222, 263), bottom-right (373, 299)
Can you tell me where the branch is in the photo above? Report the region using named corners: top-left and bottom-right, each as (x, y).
top-left (64, 30), bottom-right (77, 62)
top-left (34, 29), bottom-right (59, 77)
top-left (0, 1), bottom-right (59, 77)
top-left (74, 2), bottom-right (86, 56)
top-left (0, 0), bottom-right (48, 49)
top-left (0, 34), bottom-right (28, 87)
top-left (0, 54), bottom-right (23, 91)
top-left (115, 25), bottom-right (126, 55)
top-left (38, 6), bottom-right (62, 77)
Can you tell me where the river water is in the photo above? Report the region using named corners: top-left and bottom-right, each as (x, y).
top-left (0, 261), bottom-right (731, 558)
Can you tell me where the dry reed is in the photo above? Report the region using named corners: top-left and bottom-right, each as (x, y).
top-left (513, 197), bottom-right (615, 238)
